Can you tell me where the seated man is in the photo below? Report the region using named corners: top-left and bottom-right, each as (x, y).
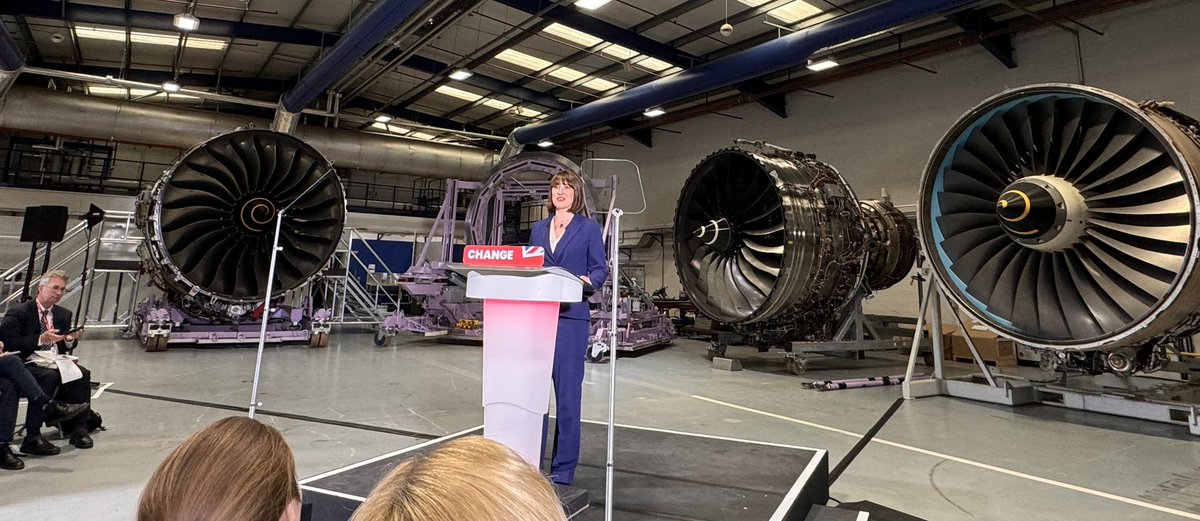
top-left (0, 352), bottom-right (89, 469)
top-left (0, 270), bottom-right (96, 450)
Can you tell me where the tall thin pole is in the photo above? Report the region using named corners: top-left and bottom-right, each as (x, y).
top-left (248, 211), bottom-right (284, 419)
top-left (73, 227), bottom-right (92, 329)
top-left (248, 168), bottom-right (334, 419)
top-left (605, 207), bottom-right (623, 521)
top-left (21, 242), bottom-right (37, 302)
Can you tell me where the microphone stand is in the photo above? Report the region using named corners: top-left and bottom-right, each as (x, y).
top-left (248, 168), bottom-right (335, 419)
top-left (73, 226), bottom-right (93, 330)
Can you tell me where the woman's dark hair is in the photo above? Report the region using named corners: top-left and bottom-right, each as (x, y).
top-left (545, 171), bottom-right (587, 215)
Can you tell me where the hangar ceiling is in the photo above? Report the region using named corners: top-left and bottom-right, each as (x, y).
top-left (0, 0), bottom-right (1148, 150)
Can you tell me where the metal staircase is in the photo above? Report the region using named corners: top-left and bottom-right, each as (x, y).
top-left (0, 210), bottom-right (144, 330)
top-left (320, 228), bottom-right (404, 325)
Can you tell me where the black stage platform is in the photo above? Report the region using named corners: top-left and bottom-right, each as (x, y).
top-left (301, 419), bottom-right (830, 520)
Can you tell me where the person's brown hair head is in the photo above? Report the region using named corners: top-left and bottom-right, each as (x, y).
top-left (350, 436), bottom-right (566, 521)
top-left (138, 416), bottom-right (300, 521)
top-left (545, 171), bottom-right (587, 215)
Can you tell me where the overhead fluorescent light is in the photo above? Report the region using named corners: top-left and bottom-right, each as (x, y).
top-left (549, 66), bottom-right (585, 82)
top-left (482, 99), bottom-right (516, 111)
top-left (75, 25), bottom-right (227, 50)
top-left (496, 49), bottom-right (614, 93)
top-left (496, 49), bottom-right (553, 72)
top-left (173, 12), bottom-right (200, 32)
top-left (599, 43), bottom-right (638, 62)
top-left (371, 122), bottom-right (402, 132)
top-left (537, 139), bottom-right (554, 148)
top-left (90, 86), bottom-right (154, 98)
top-left (806, 57), bottom-right (839, 71)
top-left (737, 0), bottom-right (822, 24)
top-left (161, 80), bottom-right (181, 92)
top-left (504, 105), bottom-right (543, 118)
top-left (374, 114), bottom-right (393, 123)
top-left (643, 107), bottom-right (665, 118)
top-left (635, 56), bottom-right (674, 73)
top-left (436, 85), bottom-right (485, 102)
top-left (435, 85), bottom-right (543, 118)
top-left (581, 77), bottom-right (619, 92)
top-left (88, 85), bottom-right (197, 100)
top-left (370, 123), bottom-right (452, 143)
top-left (575, 0), bottom-right (611, 10)
top-left (448, 69), bottom-right (473, 81)
top-left (543, 23), bottom-right (603, 48)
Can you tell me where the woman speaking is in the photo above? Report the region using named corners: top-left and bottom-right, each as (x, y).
top-left (529, 171), bottom-right (608, 486)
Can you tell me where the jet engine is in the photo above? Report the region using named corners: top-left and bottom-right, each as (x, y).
top-left (918, 84), bottom-right (1200, 374)
top-left (673, 141), bottom-right (915, 346)
top-left (136, 129), bottom-right (346, 319)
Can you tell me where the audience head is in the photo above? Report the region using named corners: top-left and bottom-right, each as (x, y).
top-left (351, 435), bottom-right (565, 521)
top-left (138, 416), bottom-right (301, 521)
top-left (36, 269), bottom-right (69, 307)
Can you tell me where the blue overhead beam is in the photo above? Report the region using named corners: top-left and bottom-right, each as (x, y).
top-left (281, 0), bottom-right (426, 113)
top-left (1, 2), bottom-right (339, 47)
top-left (511, 0), bottom-right (977, 145)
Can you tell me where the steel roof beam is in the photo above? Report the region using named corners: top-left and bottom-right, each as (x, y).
top-left (511, 0), bottom-right (979, 145)
top-left (401, 55), bottom-right (573, 112)
top-left (493, 0), bottom-right (792, 129)
top-left (1, 2), bottom-right (339, 47)
top-left (20, 62), bottom-right (498, 141)
top-left (494, 0), bottom-right (698, 68)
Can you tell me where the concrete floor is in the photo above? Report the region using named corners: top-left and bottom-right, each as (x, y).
top-left (1, 331), bottom-right (1198, 521)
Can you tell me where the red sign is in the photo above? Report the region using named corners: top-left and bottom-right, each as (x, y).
top-left (462, 246), bottom-right (545, 267)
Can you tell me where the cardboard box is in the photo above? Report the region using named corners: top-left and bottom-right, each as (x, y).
top-left (944, 325), bottom-right (1017, 366)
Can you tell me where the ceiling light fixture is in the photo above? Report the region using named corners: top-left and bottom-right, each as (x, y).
top-left (720, 0), bottom-right (733, 37)
top-left (537, 139), bottom-right (554, 148)
top-left (448, 69), bottom-right (474, 81)
top-left (575, 0), bottom-right (611, 10)
top-left (162, 80), bottom-right (181, 93)
top-left (643, 107), bottom-right (666, 118)
top-left (806, 57), bottom-right (839, 71)
top-left (374, 114), bottom-right (394, 123)
top-left (173, 12), bottom-right (200, 32)
top-left (75, 25), bottom-right (227, 50)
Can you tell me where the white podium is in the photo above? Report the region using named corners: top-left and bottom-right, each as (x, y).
top-left (450, 257), bottom-right (583, 467)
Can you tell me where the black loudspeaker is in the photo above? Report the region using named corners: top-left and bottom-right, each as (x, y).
top-left (20, 205), bottom-right (69, 243)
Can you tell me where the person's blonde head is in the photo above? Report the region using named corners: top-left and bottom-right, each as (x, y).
top-left (351, 436), bottom-right (566, 521)
top-left (545, 171), bottom-right (587, 215)
top-left (138, 416), bottom-right (300, 521)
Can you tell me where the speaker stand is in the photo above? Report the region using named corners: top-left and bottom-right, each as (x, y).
top-left (21, 242), bottom-right (37, 302)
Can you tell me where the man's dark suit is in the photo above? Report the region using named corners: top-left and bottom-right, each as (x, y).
top-left (0, 301), bottom-right (92, 437)
top-left (0, 354), bottom-right (52, 445)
